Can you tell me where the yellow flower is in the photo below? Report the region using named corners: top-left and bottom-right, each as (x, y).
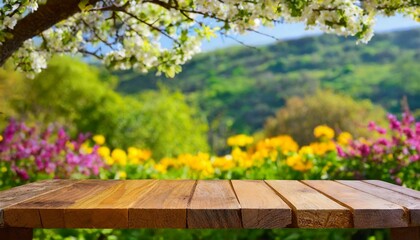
top-left (299, 146), bottom-right (314, 155)
top-left (286, 154), bottom-right (312, 172)
top-left (118, 171), bottom-right (127, 179)
top-left (227, 134), bottom-right (254, 147)
top-left (127, 147), bottom-right (152, 164)
top-left (93, 135), bottom-right (106, 145)
top-left (160, 157), bottom-right (179, 168)
top-left (128, 147), bottom-right (139, 158)
top-left (1, 167), bottom-right (7, 173)
top-left (337, 132), bottom-right (353, 146)
top-left (314, 125), bottom-right (335, 139)
top-left (212, 156), bottom-right (235, 171)
top-left (0, 135), bottom-right (3, 142)
top-left (138, 149), bottom-right (152, 160)
top-left (310, 141), bottom-right (337, 155)
top-left (154, 163), bottom-right (167, 174)
top-left (98, 146), bottom-right (111, 157)
top-left (256, 135), bottom-right (298, 154)
top-left (104, 156), bottom-right (114, 165)
top-left (111, 148), bottom-right (127, 166)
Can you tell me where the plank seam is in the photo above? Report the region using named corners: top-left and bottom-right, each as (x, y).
top-left (299, 180), bottom-right (355, 228)
top-left (336, 181), bottom-right (412, 225)
top-left (228, 180), bottom-right (244, 229)
top-left (185, 180), bottom-right (198, 229)
top-left (263, 180), bottom-right (296, 228)
top-left (37, 209), bottom-right (44, 228)
top-left (362, 180), bottom-right (420, 200)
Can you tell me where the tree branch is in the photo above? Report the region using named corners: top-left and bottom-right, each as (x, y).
top-left (0, 0), bottom-right (100, 66)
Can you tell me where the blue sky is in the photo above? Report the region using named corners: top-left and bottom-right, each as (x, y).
top-left (200, 15), bottom-right (420, 51)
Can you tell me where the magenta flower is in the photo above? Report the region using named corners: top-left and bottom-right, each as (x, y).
top-left (0, 119), bottom-right (105, 182)
top-left (388, 114), bottom-right (401, 130)
top-left (340, 110), bottom-right (419, 187)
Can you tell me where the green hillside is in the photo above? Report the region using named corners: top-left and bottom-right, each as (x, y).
top-left (116, 28), bottom-right (420, 137)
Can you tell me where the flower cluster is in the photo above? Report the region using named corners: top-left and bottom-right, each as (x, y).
top-left (0, 119), bottom-right (104, 185)
top-left (338, 111), bottom-right (420, 186)
top-left (1, 116), bottom-right (418, 189)
top-left (2, 0), bottom-right (418, 76)
top-left (111, 132), bottom-right (336, 179)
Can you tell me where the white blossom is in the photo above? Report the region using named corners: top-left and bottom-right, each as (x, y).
top-left (0, 0), bottom-right (418, 76)
top-left (3, 16), bottom-right (17, 29)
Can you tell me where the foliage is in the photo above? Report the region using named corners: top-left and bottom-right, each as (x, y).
top-left (1, 0), bottom-right (419, 75)
top-left (116, 29), bottom-right (420, 151)
top-left (0, 120), bottom-right (103, 189)
top-left (1, 56), bottom-right (209, 158)
top-left (6, 55), bottom-right (123, 138)
top-left (0, 64), bottom-right (25, 125)
top-left (131, 88), bottom-right (209, 159)
top-left (264, 91), bottom-right (386, 145)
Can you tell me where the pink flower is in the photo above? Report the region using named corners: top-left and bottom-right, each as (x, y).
top-left (409, 155), bottom-right (419, 162)
top-left (368, 121), bottom-right (377, 131)
top-left (376, 127), bottom-right (387, 134)
top-left (13, 167), bottom-right (29, 181)
top-left (402, 112), bottom-right (415, 125)
top-left (403, 127), bottom-right (415, 139)
top-left (377, 138), bottom-right (390, 146)
top-left (388, 114), bottom-right (401, 131)
top-left (336, 145), bottom-right (346, 157)
top-left (359, 144), bottom-right (370, 157)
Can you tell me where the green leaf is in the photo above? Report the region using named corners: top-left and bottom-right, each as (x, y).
top-left (78, 0), bottom-right (88, 10)
top-left (78, 0), bottom-right (92, 11)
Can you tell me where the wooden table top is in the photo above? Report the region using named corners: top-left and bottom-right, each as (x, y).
top-left (0, 180), bottom-right (419, 229)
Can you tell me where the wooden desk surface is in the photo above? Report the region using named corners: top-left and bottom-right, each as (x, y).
top-left (0, 180), bottom-right (419, 229)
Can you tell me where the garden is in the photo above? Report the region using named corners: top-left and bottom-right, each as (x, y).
top-left (1, 0), bottom-right (420, 239)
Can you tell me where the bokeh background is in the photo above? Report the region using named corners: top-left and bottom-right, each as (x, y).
top-left (0, 15), bottom-right (419, 240)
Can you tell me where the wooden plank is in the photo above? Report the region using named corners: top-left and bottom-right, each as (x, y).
top-left (303, 180), bottom-right (409, 228)
top-left (0, 227), bottom-right (33, 240)
top-left (188, 180), bottom-right (241, 228)
top-left (65, 180), bottom-right (156, 228)
top-left (364, 180), bottom-right (420, 199)
top-left (338, 180), bottom-right (420, 226)
top-left (0, 179), bottom-right (78, 227)
top-left (231, 180), bottom-right (291, 228)
top-left (390, 227), bottom-right (420, 240)
top-left (129, 180), bottom-right (196, 228)
top-left (265, 180), bottom-right (352, 228)
top-left (3, 180), bottom-right (120, 228)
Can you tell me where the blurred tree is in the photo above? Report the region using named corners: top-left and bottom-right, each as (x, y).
top-left (264, 91), bottom-right (387, 145)
top-left (130, 88), bottom-right (209, 158)
top-left (4, 56), bottom-right (209, 158)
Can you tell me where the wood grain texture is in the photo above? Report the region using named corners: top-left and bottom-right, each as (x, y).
top-left (338, 180), bottom-right (420, 226)
top-left (0, 227), bottom-right (33, 240)
top-left (129, 180), bottom-right (196, 228)
top-left (3, 180), bottom-right (119, 228)
top-left (303, 180), bottom-right (409, 228)
top-left (188, 180), bottom-right (241, 228)
top-left (265, 180), bottom-right (352, 228)
top-left (364, 180), bottom-right (420, 199)
top-left (0, 179), bottom-right (78, 227)
top-left (231, 180), bottom-right (291, 228)
top-left (390, 227), bottom-right (420, 240)
top-left (65, 180), bottom-right (156, 228)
